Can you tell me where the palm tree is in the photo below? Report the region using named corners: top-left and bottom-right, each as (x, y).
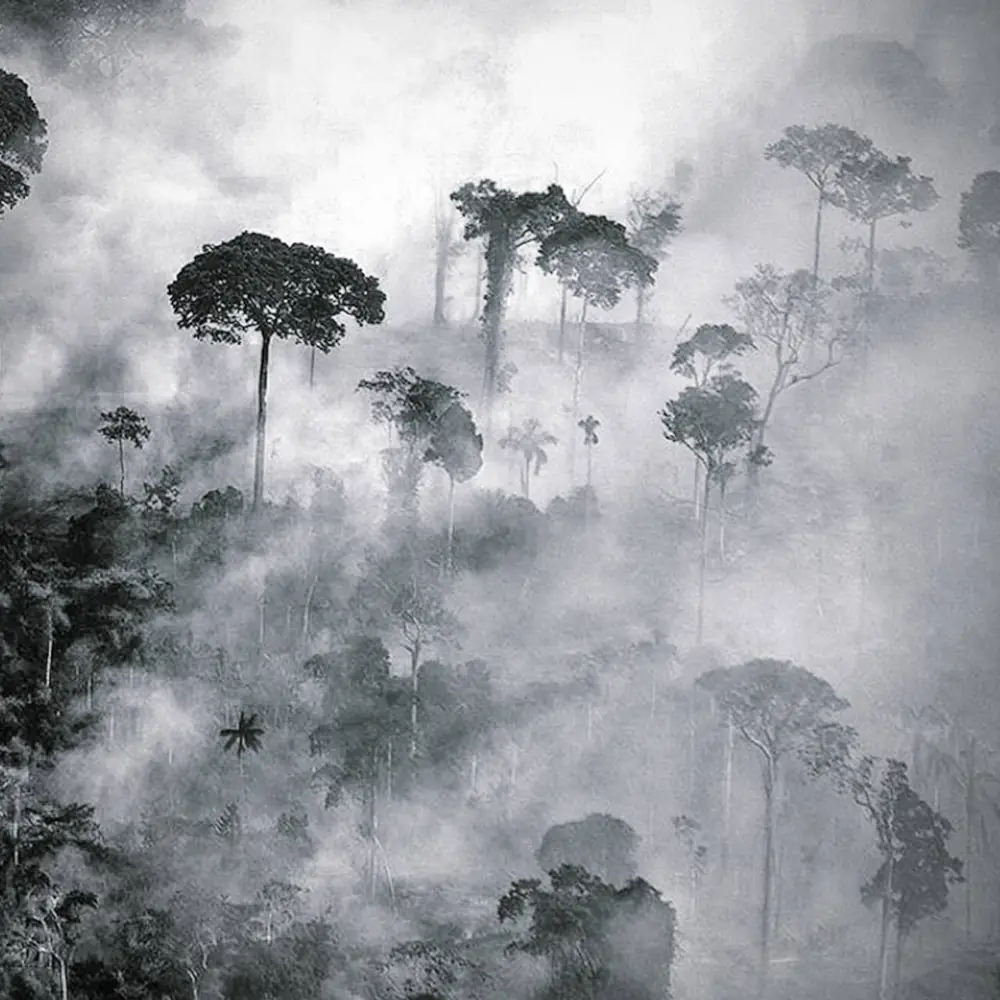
top-left (578, 415), bottom-right (600, 489)
top-left (499, 419), bottom-right (558, 500)
top-left (219, 710), bottom-right (264, 781)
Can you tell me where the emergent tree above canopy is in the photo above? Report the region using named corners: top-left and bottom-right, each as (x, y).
top-left (167, 231), bottom-right (386, 512)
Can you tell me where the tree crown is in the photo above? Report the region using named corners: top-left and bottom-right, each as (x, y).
top-left (167, 231), bottom-right (386, 348)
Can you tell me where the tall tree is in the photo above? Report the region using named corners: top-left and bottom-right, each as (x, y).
top-left (763, 123), bottom-right (873, 280)
top-left (97, 406), bottom-right (150, 496)
top-left (833, 148), bottom-right (939, 295)
top-left (498, 418), bottom-right (558, 501)
top-left (422, 398), bottom-right (483, 574)
top-left (957, 170), bottom-right (1000, 283)
top-left (358, 367), bottom-right (466, 539)
top-left (850, 757), bottom-right (963, 999)
top-left (578, 414), bottom-right (600, 490)
top-left (537, 211), bottom-right (656, 481)
top-left (626, 188), bottom-right (682, 342)
top-left (660, 374), bottom-right (765, 644)
top-left (0, 68), bottom-right (47, 218)
top-left (308, 636), bottom-right (408, 901)
top-left (431, 192), bottom-right (463, 327)
top-left (727, 265), bottom-right (848, 463)
top-left (670, 323), bottom-right (755, 522)
top-left (695, 660), bottom-right (854, 985)
top-left (167, 231), bottom-right (386, 512)
top-left (450, 179), bottom-right (573, 425)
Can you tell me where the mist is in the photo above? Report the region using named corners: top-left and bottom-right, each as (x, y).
top-left (1, 0), bottom-right (999, 998)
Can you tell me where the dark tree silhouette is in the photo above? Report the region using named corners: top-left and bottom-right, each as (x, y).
top-left (219, 710), bottom-right (264, 780)
top-left (450, 179), bottom-right (572, 425)
top-left (957, 170), bottom-right (1000, 283)
top-left (97, 406), bottom-right (150, 495)
top-left (0, 68), bottom-right (47, 217)
top-left (167, 231), bottom-right (385, 512)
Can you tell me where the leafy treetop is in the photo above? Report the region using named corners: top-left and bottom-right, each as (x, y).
top-left (0, 67), bottom-right (48, 215)
top-left (167, 231), bottom-right (386, 348)
top-left (958, 170), bottom-right (1000, 259)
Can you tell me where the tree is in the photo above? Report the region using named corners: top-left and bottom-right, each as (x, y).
top-left (903, 715), bottom-right (1000, 943)
top-left (167, 231), bottom-right (386, 512)
top-left (660, 374), bottom-right (764, 644)
top-left (97, 406), bottom-right (150, 496)
top-left (536, 211), bottom-right (656, 481)
top-left (358, 367), bottom-right (465, 536)
top-left (219, 710), bottom-right (264, 781)
top-left (422, 399), bottom-right (483, 574)
top-left (833, 148), bottom-right (939, 295)
top-left (536, 814), bottom-right (639, 888)
top-left (763, 124), bottom-right (873, 279)
top-left (625, 188), bottom-right (682, 341)
top-left (308, 636), bottom-right (408, 901)
top-left (0, 68), bottom-right (47, 218)
top-left (431, 193), bottom-right (464, 327)
top-left (499, 864), bottom-right (676, 1000)
top-left (695, 660), bottom-right (854, 984)
top-left (671, 815), bottom-right (707, 920)
top-left (450, 179), bottom-right (573, 424)
top-left (850, 758), bottom-right (963, 999)
top-left (578, 415), bottom-right (599, 490)
top-left (957, 170), bottom-right (1000, 282)
top-left (727, 265), bottom-right (848, 462)
top-left (670, 323), bottom-right (755, 522)
top-left (499, 418), bottom-right (558, 501)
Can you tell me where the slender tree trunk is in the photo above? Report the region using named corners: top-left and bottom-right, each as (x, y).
top-left (470, 751), bottom-right (478, 795)
top-left (722, 712), bottom-right (734, 872)
top-left (966, 738), bottom-right (976, 942)
top-left (693, 460), bottom-right (701, 523)
top-left (45, 604), bottom-right (53, 689)
top-left (252, 332), bottom-right (273, 513)
top-left (12, 781), bottom-right (20, 870)
top-left (302, 575), bottom-right (317, 646)
top-left (118, 438), bottom-right (126, 496)
top-left (760, 755), bottom-right (777, 988)
top-left (57, 954), bottom-right (68, 1000)
top-left (386, 738), bottom-right (393, 802)
top-left (446, 475), bottom-right (456, 576)
top-left (719, 480), bottom-right (727, 561)
top-left (569, 300), bottom-right (587, 486)
top-left (309, 347), bottom-right (316, 390)
top-left (878, 852), bottom-right (894, 1000)
top-left (894, 925), bottom-right (906, 997)
top-left (557, 284), bottom-right (568, 363)
top-left (634, 280), bottom-right (647, 348)
top-left (696, 466), bottom-right (710, 645)
top-left (433, 214), bottom-right (451, 328)
top-left (866, 217), bottom-right (878, 296)
top-left (813, 188), bottom-right (824, 281)
top-left (586, 441), bottom-right (593, 490)
top-left (409, 639), bottom-right (421, 759)
top-left (523, 455), bottom-right (531, 500)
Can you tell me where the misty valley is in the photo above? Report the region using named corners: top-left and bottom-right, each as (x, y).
top-left (2, 2), bottom-right (1000, 999)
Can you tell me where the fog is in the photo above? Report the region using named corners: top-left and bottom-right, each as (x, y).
top-left (1, 0), bottom-right (999, 998)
